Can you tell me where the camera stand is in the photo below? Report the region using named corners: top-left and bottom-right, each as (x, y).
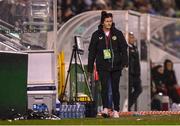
top-left (59, 38), bottom-right (93, 102)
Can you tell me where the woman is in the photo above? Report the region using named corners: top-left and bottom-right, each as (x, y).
top-left (163, 59), bottom-right (180, 103)
top-left (152, 65), bottom-right (167, 95)
top-left (88, 11), bottom-right (128, 118)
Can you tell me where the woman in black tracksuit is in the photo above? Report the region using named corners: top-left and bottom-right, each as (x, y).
top-left (88, 11), bottom-right (128, 117)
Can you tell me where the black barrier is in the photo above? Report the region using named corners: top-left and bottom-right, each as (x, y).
top-left (85, 101), bottom-right (97, 118)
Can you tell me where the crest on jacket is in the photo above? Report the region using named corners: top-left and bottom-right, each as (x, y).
top-left (112, 35), bottom-right (117, 40)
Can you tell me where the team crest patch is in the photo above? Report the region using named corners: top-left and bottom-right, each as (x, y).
top-left (112, 36), bottom-right (117, 40)
top-left (99, 36), bottom-right (103, 40)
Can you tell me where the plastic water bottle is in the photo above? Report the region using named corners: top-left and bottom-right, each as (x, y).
top-left (71, 104), bottom-right (76, 118)
top-left (42, 104), bottom-right (48, 112)
top-left (33, 104), bottom-right (37, 111)
top-left (67, 105), bottom-right (72, 118)
top-left (79, 104), bottom-right (85, 118)
top-left (36, 104), bottom-right (40, 111)
top-left (39, 104), bottom-right (43, 112)
top-left (56, 100), bottom-right (61, 117)
top-left (60, 104), bottom-right (66, 118)
top-left (64, 105), bottom-right (68, 118)
top-left (76, 103), bottom-right (80, 118)
top-left (82, 105), bottom-right (85, 118)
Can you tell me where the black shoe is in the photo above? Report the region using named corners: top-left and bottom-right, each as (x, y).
top-left (101, 113), bottom-right (110, 118)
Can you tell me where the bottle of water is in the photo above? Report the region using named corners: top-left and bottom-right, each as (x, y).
top-left (71, 104), bottom-right (76, 118)
top-left (76, 103), bottom-right (80, 118)
top-left (56, 100), bottom-right (61, 117)
top-left (67, 105), bottom-right (72, 118)
top-left (60, 104), bottom-right (67, 119)
top-left (63, 105), bottom-right (68, 118)
top-left (36, 104), bottom-right (40, 112)
top-left (82, 104), bottom-right (85, 118)
top-left (79, 104), bottom-right (85, 118)
top-left (33, 104), bottom-right (37, 112)
top-left (39, 104), bottom-right (43, 112)
top-left (59, 104), bottom-right (64, 118)
top-left (42, 104), bottom-right (48, 113)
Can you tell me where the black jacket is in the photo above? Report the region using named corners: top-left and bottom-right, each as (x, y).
top-left (129, 44), bottom-right (141, 77)
top-left (163, 70), bottom-right (177, 88)
top-left (88, 24), bottom-right (128, 73)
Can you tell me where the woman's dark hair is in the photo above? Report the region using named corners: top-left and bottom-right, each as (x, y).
top-left (164, 59), bottom-right (173, 71)
top-left (151, 65), bottom-right (162, 79)
top-left (100, 11), bottom-right (113, 24)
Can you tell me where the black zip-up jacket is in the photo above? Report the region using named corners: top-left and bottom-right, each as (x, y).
top-left (88, 24), bottom-right (128, 73)
top-left (129, 44), bottom-right (140, 77)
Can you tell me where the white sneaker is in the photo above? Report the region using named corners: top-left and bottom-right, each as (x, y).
top-left (102, 108), bottom-right (108, 114)
top-left (113, 110), bottom-right (119, 118)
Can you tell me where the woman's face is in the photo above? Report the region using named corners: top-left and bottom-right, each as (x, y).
top-left (103, 17), bottom-right (113, 30)
top-left (166, 62), bottom-right (173, 71)
top-left (158, 67), bottom-right (163, 74)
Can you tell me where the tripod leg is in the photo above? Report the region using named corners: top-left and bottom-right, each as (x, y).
top-left (77, 53), bottom-right (93, 101)
top-left (59, 50), bottom-right (75, 101)
top-left (74, 50), bottom-right (78, 102)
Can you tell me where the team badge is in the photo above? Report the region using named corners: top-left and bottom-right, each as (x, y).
top-left (112, 36), bottom-right (117, 40)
